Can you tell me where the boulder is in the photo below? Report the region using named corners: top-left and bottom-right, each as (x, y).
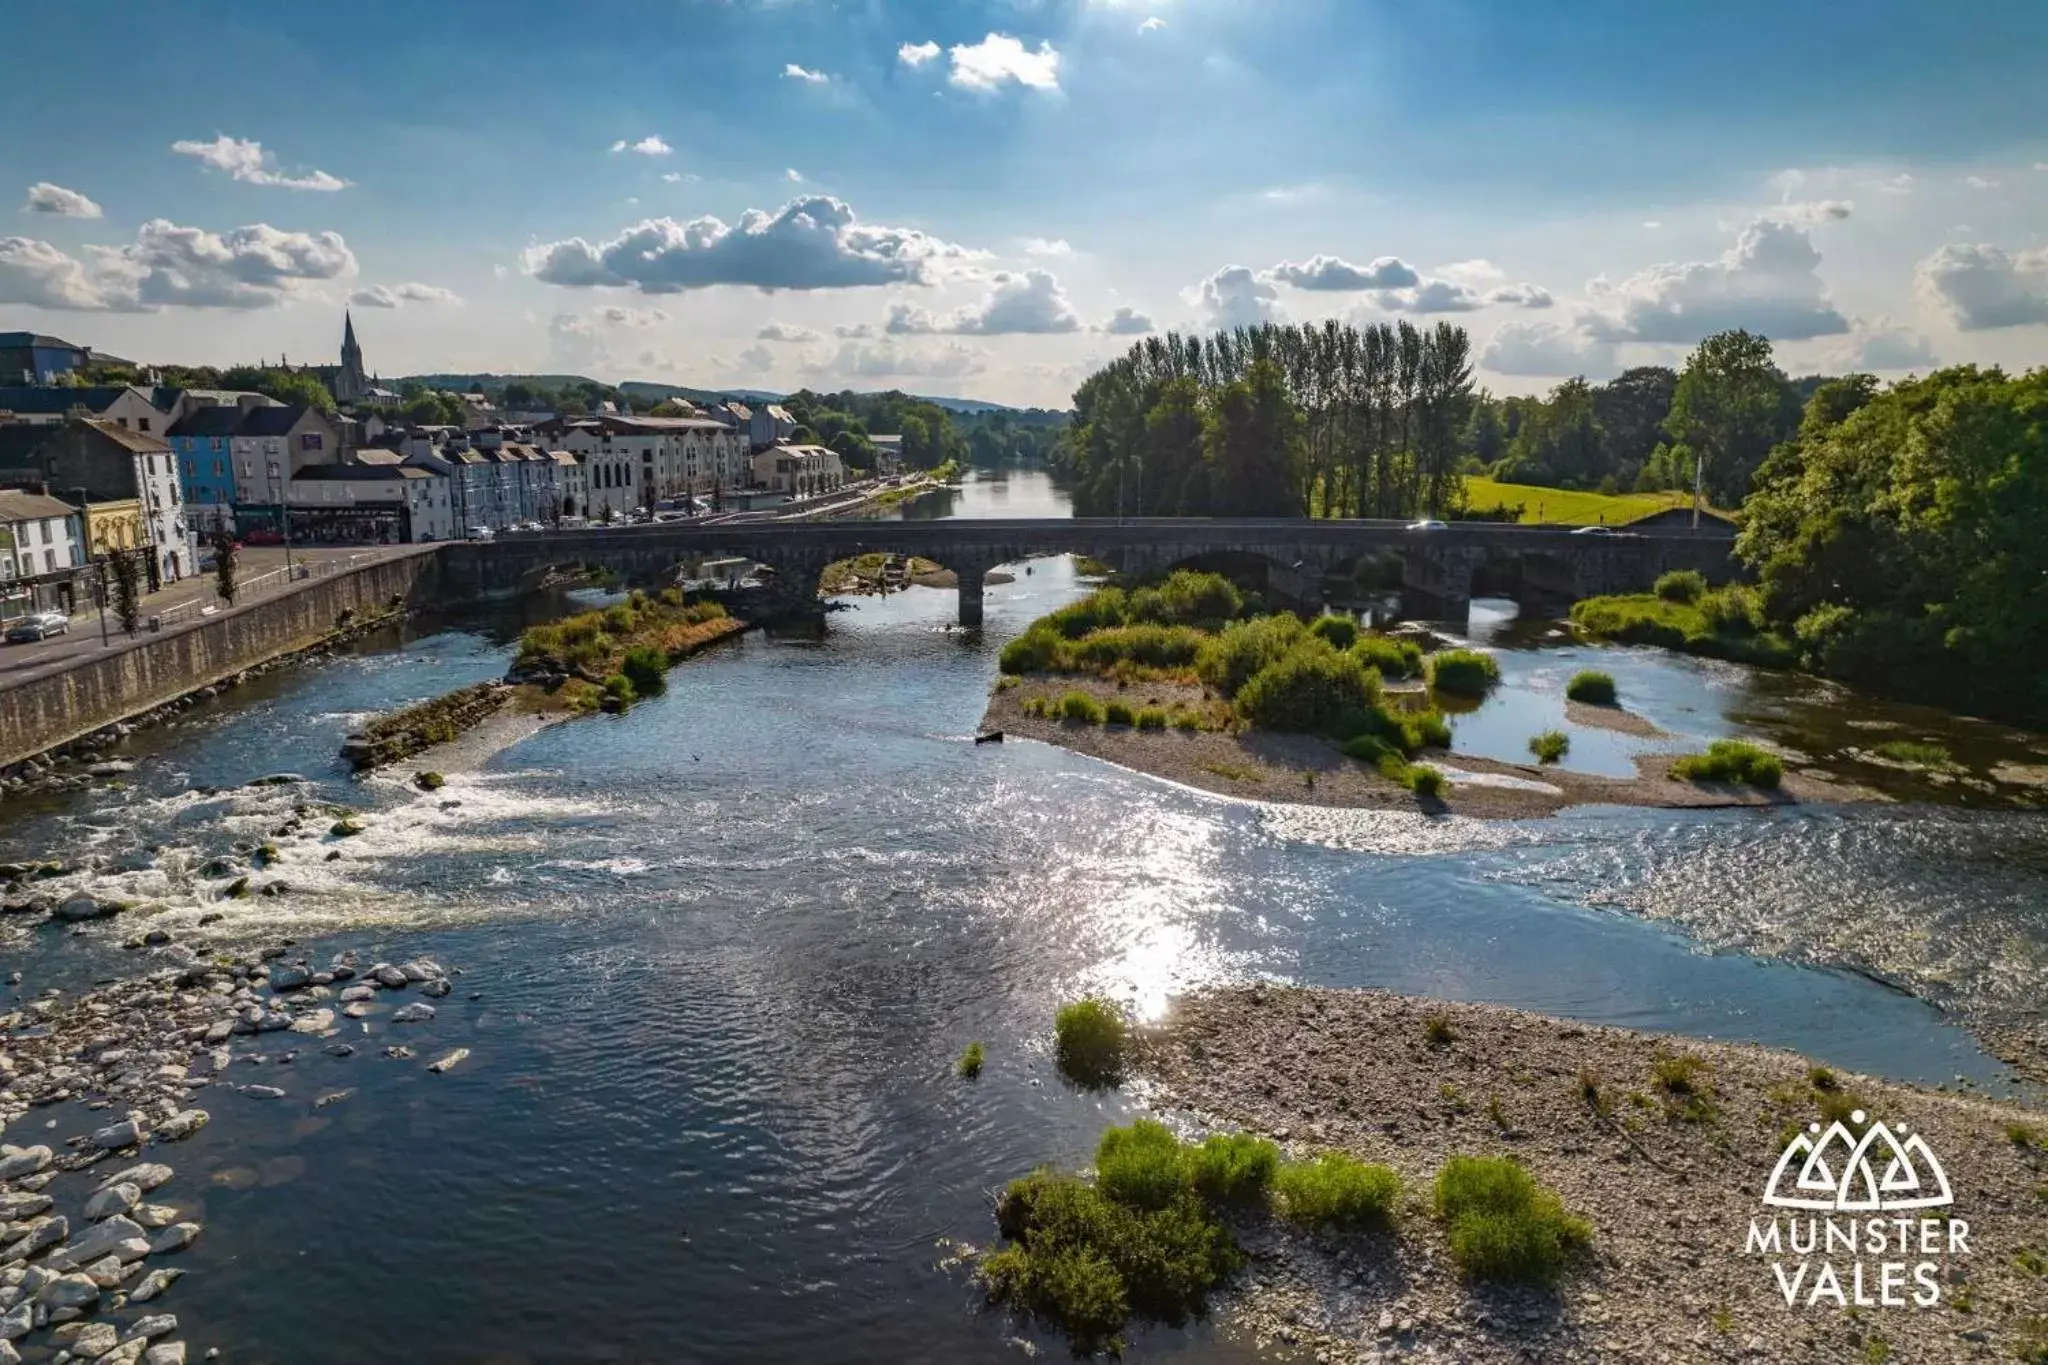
top-left (91, 1118), bottom-right (145, 1150)
top-left (83, 1183), bottom-right (141, 1221)
top-left (390, 1002), bottom-right (436, 1024)
top-left (0, 1216), bottom-right (67, 1263)
top-left (96, 1163), bottom-right (172, 1193)
top-left (128, 1268), bottom-right (183, 1303)
top-left (0, 1146), bottom-right (51, 1180)
top-left (133, 1204), bottom-right (179, 1230)
top-left (69, 1321), bottom-right (119, 1357)
top-left (38, 1272), bottom-right (100, 1309)
top-left (266, 965), bottom-right (309, 991)
top-left (57, 896), bottom-right (115, 922)
top-left (0, 1299), bottom-right (30, 1343)
top-left (147, 1224), bottom-right (199, 1256)
top-left (287, 1009), bottom-right (334, 1035)
top-left (47, 1215), bottom-right (145, 1269)
top-left (154, 1110), bottom-right (208, 1143)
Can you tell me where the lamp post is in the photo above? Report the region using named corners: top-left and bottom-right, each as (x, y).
top-left (268, 458), bottom-right (296, 578)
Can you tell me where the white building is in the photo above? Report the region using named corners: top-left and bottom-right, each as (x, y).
top-left (556, 416), bottom-right (750, 518)
top-left (0, 488), bottom-right (81, 581)
top-left (287, 465), bottom-right (453, 543)
top-left (750, 444), bottom-right (846, 496)
top-left (749, 403), bottom-right (797, 452)
top-left (549, 450), bottom-right (586, 520)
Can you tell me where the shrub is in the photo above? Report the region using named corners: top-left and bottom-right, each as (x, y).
top-left (1353, 634), bottom-right (1424, 679)
top-left (1424, 1013), bottom-right (1456, 1045)
top-left (1058, 691), bottom-right (1108, 725)
top-left (1096, 1119), bottom-right (1189, 1211)
top-left (1652, 1051), bottom-right (1717, 1123)
top-left (1000, 627), bottom-right (1062, 675)
top-left (1529, 730), bottom-right (1569, 763)
top-left (1170, 710), bottom-right (1204, 732)
top-left (1699, 584), bottom-right (1762, 636)
top-left (1427, 649), bottom-right (1501, 696)
top-left (1234, 642), bottom-right (1382, 733)
top-left (1273, 1154), bottom-right (1402, 1231)
top-left (1054, 999), bottom-right (1127, 1085)
top-left (1135, 707), bottom-right (1169, 731)
top-left (1655, 569), bottom-right (1707, 604)
top-left (958, 1042), bottom-right (986, 1079)
top-left (413, 771), bottom-right (445, 792)
top-left (1103, 698), bottom-right (1137, 727)
top-left (1309, 614), bottom-right (1359, 650)
top-left (1195, 614), bottom-right (1309, 696)
top-left (987, 1168), bottom-right (1242, 1355)
top-left (1407, 765), bottom-right (1449, 798)
top-left (602, 601), bottom-right (639, 633)
top-left (1042, 588), bottom-right (1130, 640)
top-left (1672, 739), bottom-right (1783, 789)
top-left (620, 645), bottom-right (669, 697)
top-left (1152, 570), bottom-right (1244, 629)
top-left (603, 674), bottom-right (636, 704)
top-left (1434, 1155), bottom-right (1590, 1284)
top-left (1064, 625), bottom-right (1206, 673)
top-left (1565, 669), bottom-right (1618, 705)
top-left (1186, 1132), bottom-right (1280, 1204)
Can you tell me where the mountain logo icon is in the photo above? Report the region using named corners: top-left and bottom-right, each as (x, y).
top-left (1762, 1111), bottom-right (1954, 1212)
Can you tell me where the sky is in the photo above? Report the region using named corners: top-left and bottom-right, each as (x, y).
top-left (2, 0), bottom-right (2046, 409)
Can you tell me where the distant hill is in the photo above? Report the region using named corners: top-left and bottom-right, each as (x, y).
top-left (399, 372), bottom-right (1048, 418)
top-left (618, 381), bottom-right (785, 406)
top-left (399, 373), bottom-right (608, 394)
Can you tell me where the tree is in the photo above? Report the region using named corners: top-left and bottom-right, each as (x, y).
top-left (1664, 330), bottom-right (1800, 506)
top-left (650, 399), bottom-right (692, 417)
top-left (1592, 366), bottom-right (1678, 485)
top-left (212, 529), bottom-right (239, 604)
top-left (1203, 359), bottom-right (1302, 517)
top-left (108, 549), bottom-right (141, 635)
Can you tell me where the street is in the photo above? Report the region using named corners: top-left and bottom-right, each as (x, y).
top-left (0, 545), bottom-right (421, 690)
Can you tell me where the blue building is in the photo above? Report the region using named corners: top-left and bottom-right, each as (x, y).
top-left (0, 333), bottom-right (97, 384)
top-left (166, 407), bottom-right (243, 533)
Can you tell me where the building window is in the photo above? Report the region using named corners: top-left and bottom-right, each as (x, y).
top-left (139, 418), bottom-right (151, 433)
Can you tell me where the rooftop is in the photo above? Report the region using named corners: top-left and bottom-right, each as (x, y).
top-left (0, 488), bottom-right (78, 522)
top-left (82, 418), bottom-right (172, 455)
top-left (0, 385), bottom-right (149, 416)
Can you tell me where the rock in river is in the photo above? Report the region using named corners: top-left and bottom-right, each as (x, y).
top-left (128, 1268), bottom-right (183, 1303)
top-left (65, 1321), bottom-right (119, 1357)
top-left (91, 1117), bottom-right (145, 1150)
top-left (154, 1110), bottom-right (208, 1142)
top-left (143, 1343), bottom-right (186, 1365)
top-left (0, 1145), bottom-right (52, 1179)
top-left (427, 1048), bottom-right (469, 1074)
top-left (390, 1002), bottom-right (436, 1024)
top-left (97, 1162), bottom-right (173, 1193)
top-left (287, 1008), bottom-right (334, 1034)
top-left (39, 1272), bottom-right (102, 1309)
top-left (83, 1182), bottom-right (141, 1220)
top-left (266, 964), bottom-right (310, 991)
top-left (126, 1315), bottom-right (178, 1342)
top-left (148, 1223), bottom-right (200, 1255)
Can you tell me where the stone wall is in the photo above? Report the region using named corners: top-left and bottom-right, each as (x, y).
top-left (0, 549), bottom-right (440, 768)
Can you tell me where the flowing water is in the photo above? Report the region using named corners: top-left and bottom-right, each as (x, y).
top-left (3, 468), bottom-right (2046, 1362)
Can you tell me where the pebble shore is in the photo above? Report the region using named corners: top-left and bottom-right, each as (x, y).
top-left (1135, 984), bottom-right (2048, 1364)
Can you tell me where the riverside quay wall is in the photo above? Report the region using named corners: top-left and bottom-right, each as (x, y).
top-left (0, 548), bottom-right (440, 768)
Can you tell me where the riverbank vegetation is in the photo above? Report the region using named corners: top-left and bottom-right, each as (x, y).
top-left (1671, 739), bottom-right (1783, 789)
top-left (511, 590), bottom-right (741, 714)
top-left (1565, 670), bottom-right (1617, 705)
top-left (1569, 585), bottom-right (1797, 668)
top-left (1054, 998), bottom-right (1129, 1086)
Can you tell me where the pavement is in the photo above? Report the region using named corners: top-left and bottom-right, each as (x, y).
top-left (0, 544), bottom-right (420, 691)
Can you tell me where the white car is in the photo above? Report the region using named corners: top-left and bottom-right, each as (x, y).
top-left (1405, 519), bottom-right (1449, 532)
top-left (466, 526), bottom-right (494, 541)
top-left (1571, 524), bottom-right (1616, 536)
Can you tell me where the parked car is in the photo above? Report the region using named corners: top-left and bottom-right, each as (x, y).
top-left (466, 526), bottom-right (494, 541)
top-left (5, 611), bottom-right (70, 643)
top-left (1405, 519), bottom-right (1449, 532)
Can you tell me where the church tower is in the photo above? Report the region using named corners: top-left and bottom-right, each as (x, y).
top-left (336, 310), bottom-right (368, 404)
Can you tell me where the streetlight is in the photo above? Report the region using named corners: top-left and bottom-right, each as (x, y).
top-left (268, 458), bottom-right (296, 578)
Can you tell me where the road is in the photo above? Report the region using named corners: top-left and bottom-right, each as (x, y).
top-left (0, 545), bottom-right (420, 690)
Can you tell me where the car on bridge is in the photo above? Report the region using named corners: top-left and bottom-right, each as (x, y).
top-left (1405, 518), bottom-right (1449, 532)
top-left (1570, 525), bottom-right (1641, 538)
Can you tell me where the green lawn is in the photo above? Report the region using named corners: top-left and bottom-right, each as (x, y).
top-left (1460, 477), bottom-right (1703, 526)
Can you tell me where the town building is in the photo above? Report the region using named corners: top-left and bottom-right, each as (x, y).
top-left (549, 450), bottom-right (586, 519)
top-left (749, 403), bottom-right (797, 452)
top-left (750, 443), bottom-right (846, 496)
top-left (0, 385), bottom-right (173, 434)
top-left (0, 489), bottom-right (83, 605)
top-left (0, 333), bottom-right (104, 386)
top-left (285, 465), bottom-right (453, 544)
top-left (165, 407), bottom-right (245, 534)
top-left (228, 405), bottom-right (344, 539)
top-left (869, 434), bottom-right (905, 474)
top-left (0, 419), bottom-right (188, 584)
top-left (554, 415), bottom-right (749, 518)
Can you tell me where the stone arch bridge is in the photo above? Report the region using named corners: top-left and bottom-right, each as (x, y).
top-left (439, 517), bottom-right (1737, 626)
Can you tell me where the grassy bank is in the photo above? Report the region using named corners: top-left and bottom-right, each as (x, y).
top-left (996, 571), bottom-right (1459, 803)
top-left (510, 589), bottom-right (744, 714)
top-left (1569, 580), bottom-right (1797, 669)
top-left (820, 553), bottom-right (944, 594)
top-left (1460, 477), bottom-right (1704, 526)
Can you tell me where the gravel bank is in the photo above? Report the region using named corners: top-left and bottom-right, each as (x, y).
top-left (1135, 984), bottom-right (2048, 1364)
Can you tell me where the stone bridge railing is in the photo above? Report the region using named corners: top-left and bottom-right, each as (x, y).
top-left (439, 517), bottom-right (1738, 626)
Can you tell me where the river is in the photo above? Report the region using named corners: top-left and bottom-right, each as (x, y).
top-left (3, 467), bottom-right (2045, 1362)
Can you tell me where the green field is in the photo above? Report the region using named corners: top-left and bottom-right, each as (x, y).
top-left (1460, 478), bottom-right (1702, 526)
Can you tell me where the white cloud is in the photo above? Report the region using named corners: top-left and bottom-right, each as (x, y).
top-left (808, 339), bottom-right (989, 380)
top-left (609, 136), bottom-right (672, 157)
top-left (1373, 278), bottom-right (1488, 313)
top-left (1483, 282), bottom-right (1554, 309)
top-left (1023, 237), bottom-right (1073, 257)
top-left (783, 63), bottom-right (828, 84)
top-left (525, 196), bottom-right (976, 294)
top-left (1139, 16), bottom-right (1165, 31)
top-left (1915, 242), bottom-right (2048, 330)
top-left (1479, 321), bottom-right (1617, 379)
top-left (1642, 221), bottom-right (1663, 230)
top-left (738, 344), bottom-right (777, 373)
top-left (1843, 323), bottom-right (1938, 371)
top-left (888, 269), bottom-right (1082, 335)
top-left (349, 281), bottom-right (461, 308)
top-left (22, 183), bottom-right (102, 219)
top-left (1776, 199), bottom-right (1853, 223)
top-left (1191, 264), bottom-right (1279, 329)
top-left (948, 33), bottom-right (1061, 93)
top-left (756, 320), bottom-right (821, 343)
top-left (1269, 254), bottom-right (1419, 291)
top-left (170, 135), bottom-right (348, 190)
top-left (1438, 259), bottom-right (1505, 285)
top-left (834, 322), bottom-right (877, 339)
top-left (661, 172), bottom-right (694, 184)
top-left (1879, 173), bottom-right (1914, 195)
top-left (1963, 175), bottom-right (1998, 191)
top-left (785, 168), bottom-right (805, 183)
top-left (600, 305), bottom-right (670, 327)
top-left (1582, 217), bottom-right (1849, 344)
top-left (1097, 305), bottom-right (1155, 336)
top-left (898, 41), bottom-right (942, 67)
top-left (0, 219), bottom-right (354, 312)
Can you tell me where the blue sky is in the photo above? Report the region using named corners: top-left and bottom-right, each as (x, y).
top-left (3, 0), bottom-right (2046, 405)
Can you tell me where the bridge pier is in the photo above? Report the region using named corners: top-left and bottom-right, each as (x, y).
top-left (956, 559), bottom-right (991, 629)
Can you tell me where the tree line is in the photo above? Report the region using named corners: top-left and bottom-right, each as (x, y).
top-left (1057, 321), bottom-right (1478, 519)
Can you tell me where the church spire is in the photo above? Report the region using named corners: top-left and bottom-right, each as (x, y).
top-left (343, 309), bottom-right (358, 356)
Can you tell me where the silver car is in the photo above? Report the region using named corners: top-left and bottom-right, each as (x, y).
top-left (4, 611), bottom-right (70, 643)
